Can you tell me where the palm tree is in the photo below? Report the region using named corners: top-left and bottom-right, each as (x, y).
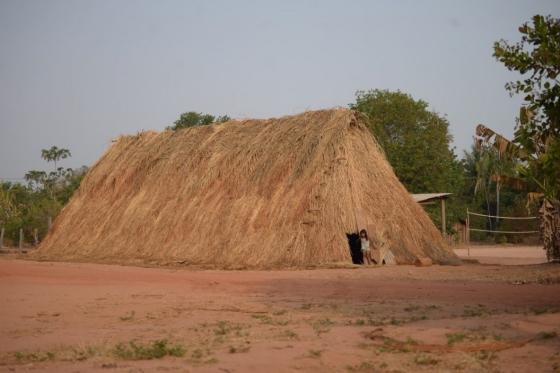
top-left (41, 146), bottom-right (71, 171)
top-left (475, 124), bottom-right (559, 262)
top-left (473, 145), bottom-right (496, 229)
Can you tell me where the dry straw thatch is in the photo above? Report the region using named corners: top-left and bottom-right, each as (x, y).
top-left (35, 109), bottom-right (459, 267)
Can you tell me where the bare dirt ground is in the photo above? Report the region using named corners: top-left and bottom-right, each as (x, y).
top-left (454, 245), bottom-right (547, 266)
top-left (1, 257), bottom-right (559, 373)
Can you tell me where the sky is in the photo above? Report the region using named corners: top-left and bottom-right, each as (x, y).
top-left (1, 0), bottom-right (559, 180)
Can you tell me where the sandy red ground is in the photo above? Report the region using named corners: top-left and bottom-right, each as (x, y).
top-left (1, 253), bottom-right (559, 372)
top-left (454, 244), bottom-right (547, 266)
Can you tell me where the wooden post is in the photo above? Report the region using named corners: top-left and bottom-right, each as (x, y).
top-left (440, 198), bottom-right (446, 237)
top-left (47, 216), bottom-right (52, 231)
top-left (0, 226), bottom-right (4, 248)
top-left (19, 228), bottom-right (23, 250)
top-left (466, 209), bottom-right (470, 257)
top-left (33, 228), bottom-right (39, 246)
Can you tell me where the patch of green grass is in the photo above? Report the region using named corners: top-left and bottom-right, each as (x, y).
top-left (187, 347), bottom-right (217, 365)
top-left (214, 320), bottom-right (244, 336)
top-left (190, 348), bottom-right (205, 360)
top-left (377, 336), bottom-right (419, 353)
top-left (251, 314), bottom-right (289, 326)
top-left (252, 314), bottom-right (272, 322)
top-left (311, 318), bottom-right (335, 335)
top-left (13, 351), bottom-right (56, 363)
top-left (389, 317), bottom-right (403, 325)
top-left (308, 349), bottom-right (322, 358)
top-left (531, 306), bottom-right (552, 315)
top-left (537, 331), bottom-right (558, 340)
top-left (228, 343), bottom-right (251, 354)
top-left (346, 361), bottom-right (375, 371)
top-left (279, 329), bottom-right (298, 340)
top-left (8, 345), bottom-right (102, 364)
top-left (70, 346), bottom-right (99, 361)
top-left (405, 337), bottom-right (419, 345)
top-left (119, 311), bottom-right (135, 321)
top-left (446, 332), bottom-right (467, 346)
top-left (475, 350), bottom-right (497, 362)
top-left (367, 318), bottom-right (384, 326)
top-left (410, 315), bottom-right (429, 322)
top-left (112, 340), bottom-right (185, 360)
top-left (414, 353), bottom-right (439, 366)
top-left (146, 313), bottom-right (157, 320)
top-left (462, 305), bottom-right (488, 318)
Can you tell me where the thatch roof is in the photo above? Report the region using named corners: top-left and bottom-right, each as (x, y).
top-left (35, 109), bottom-right (459, 267)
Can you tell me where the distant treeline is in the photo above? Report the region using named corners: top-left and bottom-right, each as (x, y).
top-left (0, 147), bottom-right (87, 246)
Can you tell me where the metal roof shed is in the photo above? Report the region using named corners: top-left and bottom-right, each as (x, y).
top-left (411, 193), bottom-right (452, 236)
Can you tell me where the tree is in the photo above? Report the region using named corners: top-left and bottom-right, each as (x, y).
top-left (478, 14), bottom-right (560, 261)
top-left (167, 112), bottom-right (231, 130)
top-left (350, 89), bottom-right (465, 232)
top-left (471, 143), bottom-right (519, 231)
top-left (351, 89), bottom-right (462, 193)
top-left (0, 184), bottom-right (18, 226)
top-left (41, 146), bottom-right (71, 171)
top-left (0, 145), bottom-right (87, 246)
top-left (24, 170), bottom-right (47, 191)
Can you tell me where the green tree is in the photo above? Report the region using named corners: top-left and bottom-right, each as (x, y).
top-left (351, 89), bottom-right (462, 193)
top-left (2, 146), bottom-right (88, 246)
top-left (41, 146), bottom-right (71, 171)
top-left (24, 170), bottom-right (47, 191)
top-left (472, 144), bottom-right (520, 231)
top-left (351, 89), bottom-right (465, 232)
top-left (478, 14), bottom-right (560, 261)
top-left (0, 185), bottom-right (19, 227)
top-left (167, 111), bottom-right (231, 130)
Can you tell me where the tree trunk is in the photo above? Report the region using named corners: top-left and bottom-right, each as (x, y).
top-left (540, 199), bottom-right (560, 263)
top-left (485, 183), bottom-right (492, 231)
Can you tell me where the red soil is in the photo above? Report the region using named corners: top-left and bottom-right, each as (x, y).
top-left (1, 258), bottom-right (559, 372)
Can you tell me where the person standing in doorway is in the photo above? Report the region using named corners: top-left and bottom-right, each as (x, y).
top-left (360, 229), bottom-right (375, 265)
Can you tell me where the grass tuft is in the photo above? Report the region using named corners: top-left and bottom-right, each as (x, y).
top-left (446, 332), bottom-right (467, 346)
top-left (414, 353), bottom-right (439, 365)
top-left (119, 311), bottom-right (135, 321)
top-left (537, 331), bottom-right (558, 340)
top-left (308, 349), bottom-right (322, 358)
top-left (112, 340), bottom-right (185, 360)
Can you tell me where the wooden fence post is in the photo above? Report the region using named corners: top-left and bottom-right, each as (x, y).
top-left (33, 228), bottom-right (39, 246)
top-left (466, 209), bottom-right (470, 257)
top-left (48, 216), bottom-right (52, 231)
top-left (19, 228), bottom-right (23, 250)
top-left (440, 199), bottom-right (446, 237)
top-left (0, 226), bottom-right (4, 249)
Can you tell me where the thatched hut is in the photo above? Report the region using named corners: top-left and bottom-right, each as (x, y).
top-left (35, 109), bottom-right (459, 267)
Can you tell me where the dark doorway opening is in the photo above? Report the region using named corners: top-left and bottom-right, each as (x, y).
top-left (346, 232), bottom-right (363, 264)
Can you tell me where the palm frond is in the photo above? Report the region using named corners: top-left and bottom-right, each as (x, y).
top-left (475, 124), bottom-right (533, 160)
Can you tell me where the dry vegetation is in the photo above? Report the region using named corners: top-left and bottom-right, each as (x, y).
top-left (34, 109), bottom-right (457, 267)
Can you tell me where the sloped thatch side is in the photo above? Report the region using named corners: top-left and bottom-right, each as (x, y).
top-left (35, 109), bottom-right (459, 267)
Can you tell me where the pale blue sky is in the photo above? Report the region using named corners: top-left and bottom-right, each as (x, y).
top-left (1, 0), bottom-right (559, 179)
